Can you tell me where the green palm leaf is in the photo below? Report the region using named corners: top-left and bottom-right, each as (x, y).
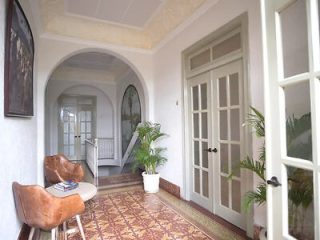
top-left (242, 183), bottom-right (266, 212)
top-left (132, 122), bottom-right (168, 174)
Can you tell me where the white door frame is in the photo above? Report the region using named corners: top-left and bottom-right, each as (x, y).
top-left (262, 0), bottom-right (320, 238)
top-left (182, 14), bottom-right (253, 236)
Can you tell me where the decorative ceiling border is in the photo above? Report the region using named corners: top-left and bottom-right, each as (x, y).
top-left (39, 0), bottom-right (209, 49)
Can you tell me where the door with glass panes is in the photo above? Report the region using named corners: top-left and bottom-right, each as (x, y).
top-left (262, 0), bottom-right (319, 239)
top-left (212, 60), bottom-right (245, 229)
top-left (58, 95), bottom-right (96, 160)
top-left (189, 60), bottom-right (245, 229)
top-left (189, 71), bottom-right (213, 211)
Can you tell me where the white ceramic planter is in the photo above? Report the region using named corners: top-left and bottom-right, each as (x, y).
top-left (142, 172), bottom-right (160, 193)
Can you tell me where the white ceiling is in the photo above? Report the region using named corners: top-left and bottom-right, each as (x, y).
top-left (58, 52), bottom-right (131, 81)
top-left (63, 52), bottom-right (122, 70)
top-left (65, 0), bottom-right (164, 29)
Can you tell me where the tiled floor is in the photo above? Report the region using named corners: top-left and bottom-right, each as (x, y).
top-left (40, 185), bottom-right (247, 240)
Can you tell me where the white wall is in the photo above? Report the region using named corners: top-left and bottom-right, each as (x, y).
top-left (46, 80), bottom-right (115, 156)
top-left (0, 0), bottom-right (38, 238)
top-left (153, 0), bottom-right (265, 227)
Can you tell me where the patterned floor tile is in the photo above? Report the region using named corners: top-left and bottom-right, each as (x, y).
top-left (39, 185), bottom-right (246, 240)
top-left (65, 189), bottom-right (215, 239)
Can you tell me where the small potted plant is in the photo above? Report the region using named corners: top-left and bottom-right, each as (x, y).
top-left (132, 121), bottom-right (167, 193)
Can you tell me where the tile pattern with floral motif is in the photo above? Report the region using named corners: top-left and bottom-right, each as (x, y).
top-left (67, 189), bottom-right (215, 240)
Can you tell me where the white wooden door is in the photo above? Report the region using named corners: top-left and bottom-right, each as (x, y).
top-left (188, 60), bottom-right (246, 229)
top-left (188, 72), bottom-right (213, 211)
top-left (212, 60), bottom-right (246, 229)
top-left (59, 95), bottom-right (96, 160)
top-left (262, 0), bottom-right (319, 239)
top-left (60, 102), bottom-right (78, 160)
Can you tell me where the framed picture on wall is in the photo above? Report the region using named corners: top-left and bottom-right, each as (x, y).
top-left (4, 0), bottom-right (34, 117)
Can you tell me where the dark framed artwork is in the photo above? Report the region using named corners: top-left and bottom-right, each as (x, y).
top-left (121, 85), bottom-right (141, 156)
top-left (4, 0), bottom-right (34, 117)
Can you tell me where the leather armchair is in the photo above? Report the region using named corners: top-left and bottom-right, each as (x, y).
top-left (12, 182), bottom-right (86, 240)
top-left (44, 154), bottom-right (84, 185)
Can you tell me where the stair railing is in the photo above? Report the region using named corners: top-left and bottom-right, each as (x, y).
top-left (85, 138), bottom-right (98, 182)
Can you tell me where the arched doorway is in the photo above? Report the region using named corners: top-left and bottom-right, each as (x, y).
top-left (45, 51), bottom-right (145, 179)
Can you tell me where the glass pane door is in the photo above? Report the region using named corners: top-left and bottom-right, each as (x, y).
top-left (61, 104), bottom-right (77, 159)
top-left (262, 0), bottom-right (320, 239)
top-left (79, 107), bottom-right (93, 159)
top-left (59, 95), bottom-right (96, 160)
top-left (284, 82), bottom-right (313, 239)
top-left (212, 60), bottom-right (245, 229)
top-left (189, 72), bottom-right (213, 211)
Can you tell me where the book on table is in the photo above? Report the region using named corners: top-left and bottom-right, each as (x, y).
top-left (53, 180), bottom-right (79, 192)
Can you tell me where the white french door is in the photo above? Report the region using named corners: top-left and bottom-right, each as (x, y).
top-left (262, 0), bottom-right (319, 239)
top-left (212, 60), bottom-right (245, 229)
top-left (189, 72), bottom-right (213, 211)
top-left (188, 60), bottom-right (245, 229)
top-left (58, 95), bottom-right (96, 160)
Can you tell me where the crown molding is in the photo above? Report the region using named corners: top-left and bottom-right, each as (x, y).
top-left (153, 0), bottom-right (220, 53)
top-left (40, 32), bottom-right (153, 55)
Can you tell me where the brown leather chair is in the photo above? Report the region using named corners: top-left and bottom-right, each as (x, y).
top-left (44, 154), bottom-right (84, 185)
top-left (12, 182), bottom-right (86, 240)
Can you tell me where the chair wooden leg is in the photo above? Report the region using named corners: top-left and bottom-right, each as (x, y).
top-left (76, 215), bottom-right (86, 240)
top-left (51, 227), bottom-right (57, 240)
top-left (28, 227), bottom-right (35, 240)
top-left (63, 221), bottom-right (67, 240)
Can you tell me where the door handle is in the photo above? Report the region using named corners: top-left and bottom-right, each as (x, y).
top-left (204, 148), bottom-right (218, 153)
top-left (267, 176), bottom-right (281, 187)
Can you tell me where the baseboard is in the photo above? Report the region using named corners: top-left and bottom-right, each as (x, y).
top-left (159, 177), bottom-right (180, 198)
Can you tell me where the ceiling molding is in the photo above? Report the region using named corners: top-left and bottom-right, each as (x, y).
top-left (50, 66), bottom-right (118, 85)
top-left (39, 0), bottom-right (208, 49)
top-left (153, 0), bottom-right (220, 53)
top-left (50, 77), bottom-right (117, 86)
top-left (40, 32), bottom-right (154, 54)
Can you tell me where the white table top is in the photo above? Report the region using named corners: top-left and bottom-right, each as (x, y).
top-left (46, 182), bottom-right (97, 202)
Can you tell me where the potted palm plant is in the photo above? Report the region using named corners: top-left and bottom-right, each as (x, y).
top-left (132, 121), bottom-right (167, 193)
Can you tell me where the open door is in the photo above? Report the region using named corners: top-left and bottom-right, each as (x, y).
top-left (262, 0), bottom-right (319, 238)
